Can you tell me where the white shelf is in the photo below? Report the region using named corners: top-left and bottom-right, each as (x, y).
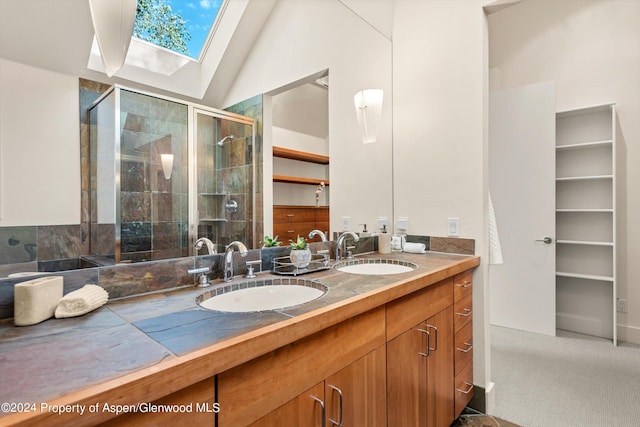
top-left (556, 209), bottom-right (613, 213)
top-left (556, 175), bottom-right (613, 182)
top-left (556, 272), bottom-right (614, 282)
top-left (200, 218), bottom-right (228, 223)
top-left (556, 240), bottom-right (614, 247)
top-left (556, 140), bottom-right (613, 151)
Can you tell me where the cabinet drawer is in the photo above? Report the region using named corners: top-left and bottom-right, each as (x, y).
top-left (453, 270), bottom-right (473, 302)
top-left (273, 222), bottom-right (317, 241)
top-left (454, 360), bottom-right (474, 417)
top-left (315, 208), bottom-right (329, 222)
top-left (386, 277), bottom-right (453, 341)
top-left (273, 207), bottom-right (316, 223)
top-left (453, 293), bottom-right (473, 333)
top-left (454, 321), bottom-right (473, 377)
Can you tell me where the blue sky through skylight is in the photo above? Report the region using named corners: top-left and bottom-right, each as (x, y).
top-left (158, 0), bottom-right (223, 59)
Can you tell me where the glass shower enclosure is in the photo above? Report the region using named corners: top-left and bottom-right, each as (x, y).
top-left (88, 86), bottom-right (255, 263)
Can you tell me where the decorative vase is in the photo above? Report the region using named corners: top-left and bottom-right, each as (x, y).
top-left (290, 248), bottom-right (312, 268)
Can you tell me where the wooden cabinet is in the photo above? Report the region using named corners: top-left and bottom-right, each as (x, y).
top-left (273, 205), bottom-right (329, 242)
top-left (252, 346), bottom-right (386, 427)
top-left (453, 270), bottom-right (474, 417)
top-left (386, 278), bottom-right (455, 427)
top-left (217, 306), bottom-right (386, 427)
top-left (555, 103), bottom-right (617, 344)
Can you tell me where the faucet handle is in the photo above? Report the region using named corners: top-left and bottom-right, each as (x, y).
top-left (346, 246), bottom-right (356, 259)
top-left (245, 260), bottom-right (261, 278)
top-left (187, 267), bottom-right (211, 287)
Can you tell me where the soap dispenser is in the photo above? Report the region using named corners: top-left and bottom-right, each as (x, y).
top-left (378, 225), bottom-right (392, 254)
top-left (359, 224), bottom-right (371, 237)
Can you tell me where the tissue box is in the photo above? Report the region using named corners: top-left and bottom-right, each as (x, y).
top-left (14, 276), bottom-right (64, 326)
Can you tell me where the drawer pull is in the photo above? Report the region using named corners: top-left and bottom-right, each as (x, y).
top-left (286, 214), bottom-right (295, 217)
top-left (456, 382), bottom-right (474, 394)
top-left (310, 395), bottom-right (326, 427)
top-left (456, 342), bottom-right (473, 353)
top-left (328, 384), bottom-right (344, 426)
top-left (456, 308), bottom-right (473, 317)
top-left (417, 328), bottom-right (431, 357)
top-left (456, 280), bottom-right (472, 288)
top-left (287, 230), bottom-right (295, 233)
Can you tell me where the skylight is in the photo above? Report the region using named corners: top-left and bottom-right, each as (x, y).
top-left (133, 0), bottom-right (225, 60)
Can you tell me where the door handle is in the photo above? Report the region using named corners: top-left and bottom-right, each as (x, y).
top-left (535, 237), bottom-right (553, 244)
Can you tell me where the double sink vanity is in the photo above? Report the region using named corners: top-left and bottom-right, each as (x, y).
top-left (0, 250), bottom-right (479, 426)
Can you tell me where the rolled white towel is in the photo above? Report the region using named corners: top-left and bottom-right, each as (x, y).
top-left (403, 242), bottom-right (426, 254)
top-left (55, 284), bottom-right (109, 318)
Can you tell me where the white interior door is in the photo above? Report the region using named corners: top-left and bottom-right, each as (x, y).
top-left (489, 82), bottom-right (556, 336)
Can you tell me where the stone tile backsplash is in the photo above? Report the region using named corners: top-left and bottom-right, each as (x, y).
top-left (0, 234), bottom-right (475, 320)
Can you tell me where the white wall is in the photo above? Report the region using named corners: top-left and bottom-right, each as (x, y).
top-left (221, 0), bottom-right (394, 236)
top-left (393, 0), bottom-right (492, 409)
top-left (0, 59), bottom-right (80, 226)
top-left (489, 0), bottom-right (640, 344)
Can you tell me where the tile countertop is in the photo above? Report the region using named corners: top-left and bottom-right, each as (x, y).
top-left (0, 251), bottom-right (480, 424)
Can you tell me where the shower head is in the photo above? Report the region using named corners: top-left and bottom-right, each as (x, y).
top-left (217, 135), bottom-right (236, 146)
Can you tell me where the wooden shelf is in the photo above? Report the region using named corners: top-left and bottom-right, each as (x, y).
top-left (273, 175), bottom-right (329, 186)
top-left (273, 146), bottom-right (329, 164)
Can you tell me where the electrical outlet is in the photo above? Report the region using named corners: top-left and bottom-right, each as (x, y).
top-left (377, 216), bottom-right (389, 231)
top-left (617, 298), bottom-right (627, 313)
top-left (397, 217), bottom-right (409, 232)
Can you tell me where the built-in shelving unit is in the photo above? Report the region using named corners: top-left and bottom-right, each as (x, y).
top-left (272, 174), bottom-right (329, 186)
top-left (555, 103), bottom-right (617, 345)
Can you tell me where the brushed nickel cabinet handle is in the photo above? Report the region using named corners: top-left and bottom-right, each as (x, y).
top-left (328, 384), bottom-right (343, 426)
top-left (456, 342), bottom-right (473, 353)
top-left (310, 395), bottom-right (325, 427)
top-left (417, 328), bottom-right (431, 357)
top-left (456, 308), bottom-right (473, 317)
top-left (426, 324), bottom-right (438, 351)
top-left (456, 382), bottom-right (474, 394)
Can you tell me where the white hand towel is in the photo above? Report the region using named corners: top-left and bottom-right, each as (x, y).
top-left (55, 284), bottom-right (109, 318)
top-left (403, 242), bottom-right (426, 254)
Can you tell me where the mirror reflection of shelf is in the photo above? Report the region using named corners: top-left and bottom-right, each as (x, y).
top-left (272, 175), bottom-right (329, 186)
top-left (273, 146), bottom-right (329, 164)
top-left (200, 218), bottom-right (228, 223)
top-left (199, 193), bottom-right (226, 196)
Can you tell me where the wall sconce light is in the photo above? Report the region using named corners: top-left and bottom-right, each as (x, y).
top-left (88, 0), bottom-right (137, 77)
top-left (354, 89), bottom-right (384, 144)
top-left (160, 154), bottom-right (174, 180)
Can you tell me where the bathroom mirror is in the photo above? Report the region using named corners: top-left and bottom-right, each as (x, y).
top-left (0, 0), bottom-right (393, 275)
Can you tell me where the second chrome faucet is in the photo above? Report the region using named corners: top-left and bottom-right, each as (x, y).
top-left (223, 241), bottom-right (248, 282)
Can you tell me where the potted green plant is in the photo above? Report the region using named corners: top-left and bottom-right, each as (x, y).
top-left (262, 235), bottom-right (281, 248)
top-left (289, 235), bottom-right (311, 268)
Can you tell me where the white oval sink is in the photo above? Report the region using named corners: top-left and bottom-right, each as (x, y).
top-left (197, 278), bottom-right (327, 312)
top-left (334, 259), bottom-right (418, 275)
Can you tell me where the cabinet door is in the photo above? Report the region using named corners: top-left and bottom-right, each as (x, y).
top-left (250, 382), bottom-right (325, 427)
top-left (387, 307), bottom-right (454, 427)
top-left (387, 321), bottom-right (427, 427)
top-left (426, 306), bottom-right (454, 427)
top-left (325, 346), bottom-right (386, 427)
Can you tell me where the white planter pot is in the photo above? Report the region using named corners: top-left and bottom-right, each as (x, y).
top-left (290, 249), bottom-right (312, 268)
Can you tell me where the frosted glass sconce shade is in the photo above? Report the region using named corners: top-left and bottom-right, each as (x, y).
top-left (88, 0), bottom-right (137, 77)
top-left (161, 154), bottom-right (174, 179)
top-left (354, 89), bottom-right (384, 144)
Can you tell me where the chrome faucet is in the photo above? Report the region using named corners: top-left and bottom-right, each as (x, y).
top-left (223, 241), bottom-right (248, 282)
top-left (335, 231), bottom-right (360, 261)
top-left (195, 237), bottom-right (216, 254)
top-left (308, 229), bottom-right (328, 242)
